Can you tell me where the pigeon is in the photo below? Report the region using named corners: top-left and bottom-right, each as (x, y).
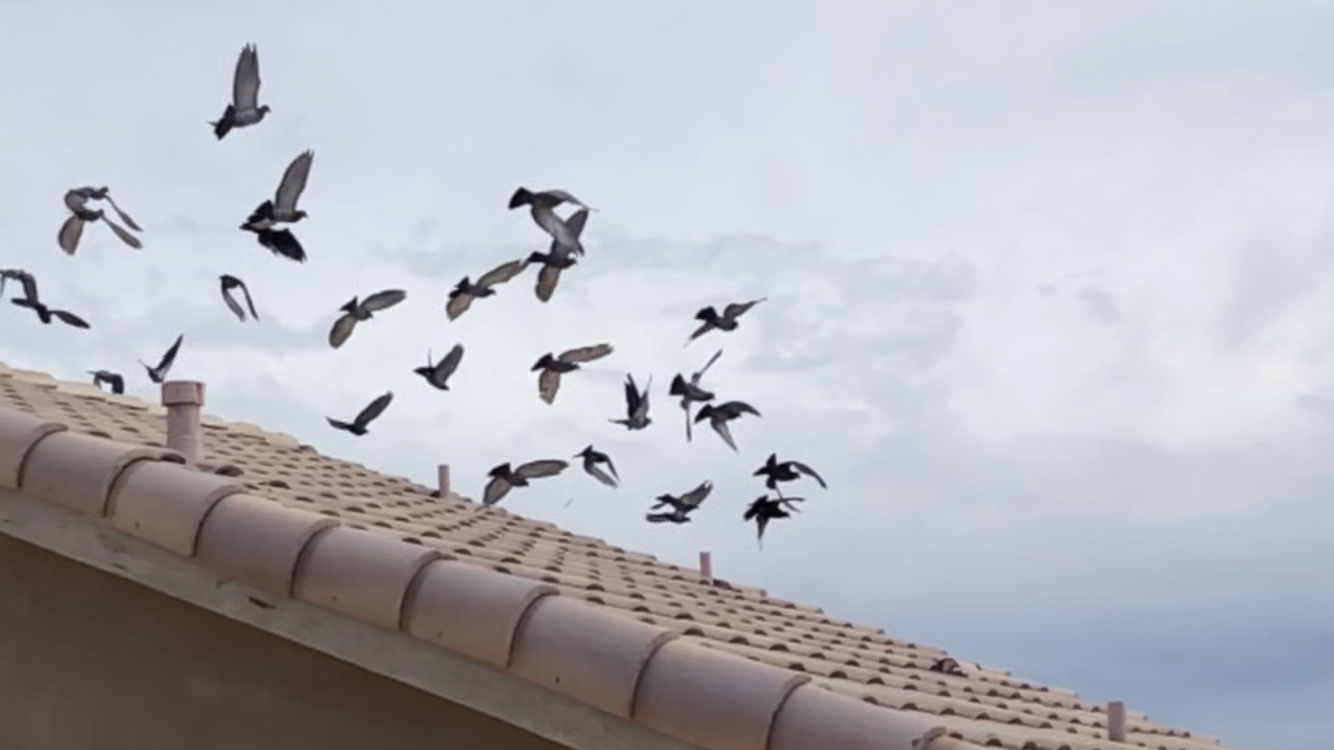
top-left (483, 459), bottom-right (569, 506)
top-left (669, 348), bottom-right (722, 441)
top-left (744, 495), bottom-right (796, 548)
top-left (8, 270), bottom-right (90, 329)
top-left (326, 391), bottom-right (394, 436)
top-left (609, 373), bottom-right (652, 430)
top-left (413, 343), bottom-right (465, 390)
top-left (695, 400), bottom-right (761, 452)
top-left (531, 343), bottom-right (614, 404)
top-left (445, 258), bottom-right (529, 320)
top-left (528, 208), bottom-right (589, 302)
top-left (57, 187), bottom-right (143, 254)
top-left (753, 453), bottom-right (828, 496)
top-left (88, 370), bottom-right (125, 395)
top-left (328, 289), bottom-right (407, 349)
top-left (210, 44), bottom-right (272, 140)
top-left (929, 657), bottom-right (967, 677)
top-left (645, 480), bottom-right (713, 524)
top-left (219, 274), bottom-right (259, 322)
top-left (687, 298), bottom-right (767, 345)
top-left (508, 187), bottom-right (594, 255)
top-left (140, 334), bottom-right (185, 384)
top-left (574, 445), bottom-right (619, 488)
top-left (241, 151), bottom-right (314, 261)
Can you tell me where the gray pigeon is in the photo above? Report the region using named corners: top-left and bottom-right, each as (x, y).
top-left (328, 289), bottom-right (407, 349)
top-left (531, 343), bottom-right (614, 404)
top-left (211, 44), bottom-right (272, 140)
top-left (508, 187), bottom-right (594, 255)
top-left (609, 373), bottom-right (652, 430)
top-left (483, 459), bottom-right (569, 506)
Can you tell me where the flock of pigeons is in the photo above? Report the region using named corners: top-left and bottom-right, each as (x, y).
top-left (1, 44), bottom-right (830, 545)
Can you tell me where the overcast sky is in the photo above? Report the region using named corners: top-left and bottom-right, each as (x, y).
top-left (2, 2), bottom-right (1331, 748)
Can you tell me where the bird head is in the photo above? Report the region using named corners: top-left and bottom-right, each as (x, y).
top-left (412, 366), bottom-right (433, 379)
top-left (259, 105), bottom-right (273, 115)
top-left (339, 297), bottom-right (360, 314)
top-left (487, 463), bottom-right (511, 478)
top-left (525, 251), bottom-right (547, 264)
top-left (574, 445), bottom-right (593, 459)
top-left (694, 405), bottom-right (715, 422)
top-left (694, 307), bottom-right (716, 322)
top-left (293, 209), bottom-right (309, 221)
top-left (531, 354), bottom-right (554, 371)
top-left (507, 187), bottom-right (533, 210)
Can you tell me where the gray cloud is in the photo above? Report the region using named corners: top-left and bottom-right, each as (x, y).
top-left (3, 4), bottom-right (1333, 748)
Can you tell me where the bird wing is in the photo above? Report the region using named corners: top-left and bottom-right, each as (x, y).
top-left (233, 44), bottom-right (262, 109)
top-left (723, 298), bottom-right (766, 319)
top-left (537, 369), bottom-right (562, 404)
top-left (516, 459), bottom-right (568, 480)
top-left (792, 461), bottom-right (828, 488)
top-left (445, 289), bottom-right (474, 320)
top-left (435, 343), bottom-right (465, 381)
top-left (17, 272), bottom-right (38, 305)
top-left (711, 420), bottom-right (738, 451)
top-left (328, 313), bottom-right (357, 349)
top-left (326, 417), bottom-right (355, 432)
top-left (558, 342), bottom-right (613, 364)
top-left (564, 207), bottom-right (590, 245)
top-left (686, 320), bottom-right (713, 342)
top-left (102, 216), bottom-right (142, 249)
top-left (52, 310), bottom-right (90, 329)
top-left (354, 391), bottom-right (394, 428)
top-left (534, 264), bottom-right (561, 302)
top-left (361, 289), bottom-right (407, 313)
top-left (106, 373), bottom-right (124, 394)
top-left (57, 215), bottom-right (84, 256)
top-left (483, 475), bottom-right (513, 506)
top-left (157, 334), bottom-right (184, 373)
top-left (477, 258), bottom-right (528, 288)
top-left (727, 400), bottom-right (762, 417)
top-left (683, 403), bottom-right (694, 442)
top-left (680, 481), bottom-right (713, 508)
top-left (101, 193), bottom-right (142, 232)
top-left (602, 453), bottom-right (620, 481)
top-left (695, 348), bottom-right (723, 380)
top-left (275, 150), bottom-right (315, 213)
top-left (645, 512), bottom-right (677, 524)
top-left (239, 279), bottom-right (260, 320)
top-left (743, 498), bottom-right (764, 521)
top-left (220, 278), bottom-right (247, 322)
top-left (541, 189), bottom-right (590, 209)
top-left (634, 376), bottom-right (652, 419)
top-left (622, 375), bottom-right (640, 415)
top-left (257, 228), bottom-right (306, 262)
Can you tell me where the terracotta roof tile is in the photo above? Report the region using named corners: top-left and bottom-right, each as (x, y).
top-left (0, 361), bottom-right (1246, 750)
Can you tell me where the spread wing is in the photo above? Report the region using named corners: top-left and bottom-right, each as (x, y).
top-left (723, 298), bottom-right (766, 319)
top-left (483, 475), bottom-right (513, 506)
top-left (16, 272), bottom-right (38, 304)
top-left (727, 400), bottom-right (762, 418)
top-left (354, 391), bottom-right (393, 428)
top-left (533, 207), bottom-right (584, 254)
top-left (220, 278), bottom-right (246, 322)
top-left (543, 189), bottom-right (590, 209)
top-left (233, 44), bottom-right (261, 109)
top-left (565, 207), bottom-right (590, 243)
top-left (102, 216), bottom-right (142, 249)
top-left (157, 334), bottom-right (184, 373)
top-left (328, 313), bottom-right (357, 349)
top-left (53, 310), bottom-right (90, 329)
top-left (102, 193), bottom-right (141, 232)
top-left (516, 459), bottom-right (568, 479)
top-left (58, 215), bottom-right (84, 255)
top-left (680, 481), bottom-right (713, 508)
top-left (257, 228), bottom-right (306, 262)
top-left (622, 375), bottom-right (641, 415)
top-left (558, 342), bottom-right (613, 364)
top-left (361, 289), bottom-right (407, 313)
top-left (275, 150), bottom-right (314, 213)
top-left (538, 368), bottom-right (562, 404)
top-left (535, 264), bottom-right (562, 302)
top-left (711, 420), bottom-right (738, 451)
top-left (435, 343), bottom-right (465, 381)
top-left (239, 279), bottom-right (259, 320)
top-left (586, 461), bottom-right (618, 488)
top-left (477, 258), bottom-right (528, 289)
top-left (445, 289), bottom-right (474, 321)
top-left (792, 461), bottom-right (827, 488)
top-left (695, 349), bottom-right (723, 380)
top-left (634, 377), bottom-right (652, 419)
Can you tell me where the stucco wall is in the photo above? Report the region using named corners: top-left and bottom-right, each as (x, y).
top-left (0, 532), bottom-right (572, 750)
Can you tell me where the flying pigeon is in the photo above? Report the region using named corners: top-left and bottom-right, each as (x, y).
top-left (753, 453), bottom-right (828, 496)
top-left (695, 400), bottom-right (761, 452)
top-left (140, 334), bottom-right (185, 384)
top-left (743, 495), bottom-right (799, 548)
top-left (527, 207), bottom-right (589, 302)
top-left (219, 274), bottom-right (259, 322)
top-left (531, 343), bottom-right (614, 404)
top-left (645, 480), bottom-right (713, 524)
top-left (241, 150), bottom-right (314, 261)
top-left (326, 391), bottom-right (394, 436)
top-left (328, 289), bottom-right (407, 349)
top-left (8, 270), bottom-right (90, 329)
top-left (445, 258), bottom-right (529, 320)
top-left (483, 459), bottom-right (569, 506)
top-left (210, 44), bottom-right (272, 140)
top-left (669, 348), bottom-right (722, 441)
top-left (687, 298), bottom-right (766, 345)
top-left (413, 343), bottom-right (465, 390)
top-left (507, 187), bottom-right (594, 255)
top-left (609, 373), bottom-right (652, 430)
top-left (88, 370), bottom-right (125, 395)
top-left (57, 187), bottom-right (143, 255)
top-left (574, 445), bottom-right (619, 488)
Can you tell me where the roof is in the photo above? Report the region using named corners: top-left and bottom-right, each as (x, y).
top-left (0, 361), bottom-right (1241, 750)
